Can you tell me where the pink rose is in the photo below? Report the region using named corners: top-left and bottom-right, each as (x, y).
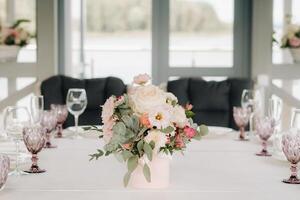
top-left (184, 126), bottom-right (196, 138)
top-left (101, 96), bottom-right (115, 124)
top-left (289, 37), bottom-right (300, 48)
top-left (133, 74), bottom-right (151, 85)
top-left (102, 118), bottom-right (115, 143)
top-left (185, 103), bottom-right (193, 111)
top-left (139, 113), bottom-right (151, 128)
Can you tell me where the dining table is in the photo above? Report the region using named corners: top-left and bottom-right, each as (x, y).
top-left (0, 127), bottom-right (299, 200)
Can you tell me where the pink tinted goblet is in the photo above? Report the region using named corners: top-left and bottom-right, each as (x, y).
top-left (41, 110), bottom-right (57, 148)
top-left (0, 154), bottom-right (10, 191)
top-left (51, 104), bottom-right (68, 138)
top-left (23, 125), bottom-right (46, 173)
top-left (281, 130), bottom-right (300, 184)
top-left (233, 107), bottom-right (250, 141)
top-left (255, 117), bottom-right (274, 156)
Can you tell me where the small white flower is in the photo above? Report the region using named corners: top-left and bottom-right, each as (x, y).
top-left (144, 129), bottom-right (167, 154)
top-left (148, 105), bottom-right (172, 129)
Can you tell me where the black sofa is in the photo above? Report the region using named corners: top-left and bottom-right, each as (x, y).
top-left (167, 78), bottom-right (253, 129)
top-left (41, 75), bottom-right (126, 127)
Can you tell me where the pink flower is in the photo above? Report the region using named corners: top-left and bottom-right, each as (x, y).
top-left (133, 74), bottom-right (151, 85)
top-left (102, 118), bottom-right (115, 143)
top-left (184, 126), bottom-right (196, 138)
top-left (185, 103), bottom-right (193, 111)
top-left (289, 37), bottom-right (300, 48)
top-left (115, 95), bottom-right (125, 106)
top-left (175, 134), bottom-right (185, 148)
top-left (101, 96), bottom-right (115, 124)
top-left (122, 143), bottom-right (132, 150)
top-left (139, 113), bottom-right (151, 128)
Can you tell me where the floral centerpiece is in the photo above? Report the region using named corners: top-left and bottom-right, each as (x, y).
top-left (0, 19), bottom-right (32, 62)
top-left (89, 74), bottom-right (208, 188)
top-left (281, 23), bottom-right (300, 63)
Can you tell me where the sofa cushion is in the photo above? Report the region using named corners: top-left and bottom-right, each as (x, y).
top-left (85, 78), bottom-right (106, 109)
top-left (193, 110), bottom-right (230, 127)
top-left (41, 75), bottom-right (64, 110)
top-left (167, 78), bottom-right (189, 105)
top-left (189, 78), bottom-right (230, 111)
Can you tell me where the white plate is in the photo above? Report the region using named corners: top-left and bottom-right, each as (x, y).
top-left (207, 126), bottom-right (234, 135)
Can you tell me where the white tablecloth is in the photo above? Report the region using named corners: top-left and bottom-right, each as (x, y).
top-left (1, 130), bottom-right (299, 200)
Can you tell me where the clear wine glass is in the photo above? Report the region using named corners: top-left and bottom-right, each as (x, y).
top-left (23, 125), bottom-right (47, 173)
top-left (268, 96), bottom-right (283, 157)
top-left (233, 107), bottom-right (251, 141)
top-left (66, 88), bottom-right (87, 139)
top-left (3, 106), bottom-right (31, 176)
top-left (291, 109), bottom-right (300, 131)
top-left (281, 129), bottom-right (300, 184)
top-left (40, 110), bottom-right (57, 148)
top-left (51, 104), bottom-right (68, 138)
top-left (255, 117), bottom-right (275, 156)
top-left (30, 95), bottom-right (44, 124)
top-left (241, 89), bottom-right (261, 134)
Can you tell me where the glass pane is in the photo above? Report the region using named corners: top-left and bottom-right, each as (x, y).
top-left (272, 0), bottom-right (300, 64)
top-left (15, 0), bottom-right (36, 63)
top-left (0, 77), bottom-right (8, 100)
top-left (16, 77), bottom-right (36, 91)
top-left (0, 0), bottom-right (36, 63)
top-left (169, 0), bottom-right (234, 67)
top-left (82, 0), bottom-right (151, 83)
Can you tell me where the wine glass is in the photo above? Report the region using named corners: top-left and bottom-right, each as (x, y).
top-left (66, 88), bottom-right (87, 139)
top-left (51, 104), bottom-right (68, 138)
top-left (291, 109), bottom-right (300, 131)
top-left (0, 154), bottom-right (10, 191)
top-left (233, 107), bottom-right (251, 141)
top-left (40, 110), bottom-right (57, 148)
top-left (3, 106), bottom-right (31, 176)
top-left (30, 95), bottom-right (44, 124)
top-left (241, 89), bottom-right (261, 134)
top-left (268, 96), bottom-right (283, 157)
top-left (255, 117), bottom-right (275, 156)
top-left (23, 125), bottom-right (47, 173)
top-left (281, 129), bottom-right (300, 184)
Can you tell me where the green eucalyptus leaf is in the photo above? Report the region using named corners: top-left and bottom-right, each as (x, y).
top-left (193, 132), bottom-right (202, 140)
top-left (114, 153), bottom-right (124, 163)
top-left (113, 122), bottom-right (126, 135)
top-left (137, 140), bottom-right (144, 155)
top-left (122, 150), bottom-right (133, 161)
top-left (143, 142), bottom-right (153, 161)
top-left (161, 126), bottom-right (174, 134)
top-left (122, 115), bottom-right (133, 128)
top-left (127, 156), bottom-right (138, 172)
top-left (123, 171), bottom-right (131, 187)
top-left (125, 128), bottom-right (135, 139)
top-left (149, 141), bottom-right (155, 149)
top-left (131, 115), bottom-right (140, 132)
top-left (199, 125), bottom-right (209, 136)
top-left (143, 164), bottom-right (151, 182)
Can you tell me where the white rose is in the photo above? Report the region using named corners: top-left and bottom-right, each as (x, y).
top-left (165, 92), bottom-right (178, 104)
top-left (144, 129), bottom-right (167, 154)
top-left (171, 105), bottom-right (189, 128)
top-left (129, 85), bottom-right (166, 114)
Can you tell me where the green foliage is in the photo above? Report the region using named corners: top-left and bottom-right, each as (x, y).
top-left (11, 19), bottom-right (31, 29)
top-left (143, 142), bottom-right (153, 161)
top-left (121, 150), bottom-right (133, 161)
top-left (127, 156), bottom-right (138, 172)
top-left (123, 172), bottom-right (131, 187)
top-left (143, 164), bottom-right (151, 182)
top-left (89, 149), bottom-right (104, 161)
top-left (161, 126), bottom-right (175, 134)
top-left (185, 110), bottom-right (195, 118)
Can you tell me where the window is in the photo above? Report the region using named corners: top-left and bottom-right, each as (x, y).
top-left (169, 0), bottom-right (234, 67)
top-left (0, 0), bottom-right (37, 63)
top-left (272, 0), bottom-right (300, 64)
top-left (83, 0), bottom-right (151, 83)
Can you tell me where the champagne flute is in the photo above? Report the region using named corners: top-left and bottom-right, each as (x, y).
top-left (241, 89), bottom-right (261, 134)
top-left (66, 88), bottom-right (87, 139)
top-left (268, 96), bottom-right (283, 156)
top-left (3, 106), bottom-right (31, 176)
top-left (30, 95), bottom-right (44, 124)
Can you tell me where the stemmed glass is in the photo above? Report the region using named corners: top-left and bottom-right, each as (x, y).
top-left (3, 106), bottom-right (31, 176)
top-left (233, 107), bottom-right (251, 141)
top-left (23, 125), bottom-right (47, 173)
top-left (40, 110), bottom-right (57, 148)
top-left (51, 104), bottom-right (68, 138)
top-left (268, 96), bottom-right (283, 156)
top-left (255, 117), bottom-right (275, 156)
top-left (281, 129), bottom-right (300, 184)
top-left (30, 95), bottom-right (44, 124)
top-left (66, 88), bottom-right (87, 139)
top-left (241, 89), bottom-right (261, 134)
top-left (0, 154), bottom-right (10, 191)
